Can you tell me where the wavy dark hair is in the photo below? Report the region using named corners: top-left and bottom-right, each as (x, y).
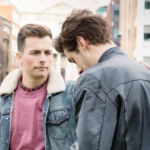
top-left (54, 9), bottom-right (112, 53)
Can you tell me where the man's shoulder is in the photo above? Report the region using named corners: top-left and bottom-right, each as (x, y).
top-left (75, 72), bottom-right (100, 93)
top-left (49, 80), bottom-right (75, 109)
top-left (0, 68), bottom-right (21, 96)
top-left (61, 80), bottom-right (75, 96)
top-left (51, 80), bottom-right (75, 97)
top-left (65, 80), bottom-right (75, 89)
top-left (75, 56), bottom-right (150, 93)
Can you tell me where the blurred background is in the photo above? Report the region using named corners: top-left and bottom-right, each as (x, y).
top-left (0, 0), bottom-right (150, 84)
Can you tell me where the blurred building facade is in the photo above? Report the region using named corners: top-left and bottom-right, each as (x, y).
top-left (96, 6), bottom-right (107, 18)
top-left (120, 0), bottom-right (150, 62)
top-left (9, 0), bottom-right (99, 81)
top-left (105, 0), bottom-right (120, 47)
top-left (0, 15), bottom-right (12, 84)
top-left (0, 0), bottom-right (21, 71)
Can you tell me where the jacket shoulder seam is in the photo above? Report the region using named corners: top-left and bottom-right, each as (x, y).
top-left (75, 87), bottom-right (105, 103)
top-left (76, 73), bottom-right (103, 92)
top-left (77, 73), bottom-right (100, 83)
top-left (108, 78), bottom-right (150, 93)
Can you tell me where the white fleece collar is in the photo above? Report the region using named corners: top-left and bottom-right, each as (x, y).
top-left (0, 68), bottom-right (65, 95)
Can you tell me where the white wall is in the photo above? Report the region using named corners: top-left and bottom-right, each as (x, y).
top-left (134, 0), bottom-right (150, 62)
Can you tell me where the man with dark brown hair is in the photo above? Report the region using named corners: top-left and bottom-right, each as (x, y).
top-left (0, 24), bottom-right (76, 150)
top-left (54, 9), bottom-right (150, 150)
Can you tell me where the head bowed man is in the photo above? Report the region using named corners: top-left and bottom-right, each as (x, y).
top-left (54, 9), bottom-right (150, 150)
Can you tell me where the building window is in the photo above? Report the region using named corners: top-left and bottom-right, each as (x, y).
top-left (145, 1), bottom-right (150, 9)
top-left (144, 33), bottom-right (150, 41)
top-left (12, 39), bottom-right (18, 53)
top-left (143, 57), bottom-right (150, 64)
top-left (113, 29), bottom-right (119, 39)
top-left (61, 68), bottom-right (65, 80)
top-left (12, 55), bottom-right (15, 64)
top-left (96, 7), bottom-right (107, 17)
top-left (12, 25), bottom-right (19, 38)
top-left (3, 25), bottom-right (10, 34)
top-left (114, 10), bottom-right (119, 21)
top-left (114, 10), bottom-right (119, 16)
top-left (144, 26), bottom-right (150, 41)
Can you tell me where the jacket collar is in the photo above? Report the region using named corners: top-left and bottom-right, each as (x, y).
top-left (0, 68), bottom-right (65, 95)
top-left (97, 47), bottom-right (124, 63)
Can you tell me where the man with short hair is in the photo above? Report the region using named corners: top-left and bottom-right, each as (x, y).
top-left (54, 9), bottom-right (150, 150)
top-left (0, 24), bottom-right (76, 150)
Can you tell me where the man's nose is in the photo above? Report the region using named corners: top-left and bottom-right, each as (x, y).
top-left (78, 67), bottom-right (83, 75)
top-left (39, 53), bottom-right (46, 62)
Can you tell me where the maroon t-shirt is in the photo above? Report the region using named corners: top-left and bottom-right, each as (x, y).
top-left (9, 82), bottom-right (47, 150)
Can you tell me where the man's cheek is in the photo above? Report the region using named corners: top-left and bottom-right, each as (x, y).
top-left (25, 57), bottom-right (35, 66)
top-left (23, 59), bottom-right (35, 71)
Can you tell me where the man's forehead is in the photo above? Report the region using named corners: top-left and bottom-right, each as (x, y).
top-left (26, 45), bottom-right (53, 52)
top-left (25, 36), bottom-right (52, 46)
top-left (25, 36), bottom-right (53, 48)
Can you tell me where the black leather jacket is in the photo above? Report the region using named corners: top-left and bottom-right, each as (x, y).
top-left (70, 47), bottom-right (150, 150)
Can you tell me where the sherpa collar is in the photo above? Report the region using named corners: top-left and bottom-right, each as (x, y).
top-left (0, 68), bottom-right (65, 95)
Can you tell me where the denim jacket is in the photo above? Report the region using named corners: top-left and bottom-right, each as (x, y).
top-left (0, 68), bottom-right (76, 150)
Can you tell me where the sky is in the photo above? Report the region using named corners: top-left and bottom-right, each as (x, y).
top-left (97, 0), bottom-right (111, 6)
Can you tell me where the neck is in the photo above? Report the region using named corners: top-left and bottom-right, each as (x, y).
top-left (89, 41), bottom-right (116, 65)
top-left (21, 72), bottom-right (48, 89)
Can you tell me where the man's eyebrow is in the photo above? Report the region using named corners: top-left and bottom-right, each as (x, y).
top-left (29, 50), bottom-right (40, 53)
top-left (45, 49), bottom-right (53, 52)
top-left (29, 49), bottom-right (53, 52)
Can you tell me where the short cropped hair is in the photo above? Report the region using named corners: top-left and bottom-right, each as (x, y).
top-left (54, 9), bottom-right (112, 53)
top-left (17, 24), bottom-right (52, 53)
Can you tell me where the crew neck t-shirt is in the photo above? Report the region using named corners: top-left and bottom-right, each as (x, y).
top-left (9, 82), bottom-right (47, 150)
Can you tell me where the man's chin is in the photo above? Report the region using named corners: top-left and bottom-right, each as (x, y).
top-left (33, 73), bottom-right (49, 79)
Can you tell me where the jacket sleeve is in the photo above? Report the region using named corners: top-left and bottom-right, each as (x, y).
top-left (70, 74), bottom-right (118, 150)
top-left (74, 87), bottom-right (105, 150)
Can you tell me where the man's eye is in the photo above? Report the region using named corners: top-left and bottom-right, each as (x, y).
top-left (32, 52), bottom-right (39, 54)
top-left (68, 59), bottom-right (75, 63)
top-left (45, 52), bottom-right (52, 55)
top-left (72, 60), bottom-right (76, 64)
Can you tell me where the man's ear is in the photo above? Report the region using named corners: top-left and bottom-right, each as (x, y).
top-left (76, 36), bottom-right (87, 52)
top-left (16, 52), bottom-right (23, 66)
